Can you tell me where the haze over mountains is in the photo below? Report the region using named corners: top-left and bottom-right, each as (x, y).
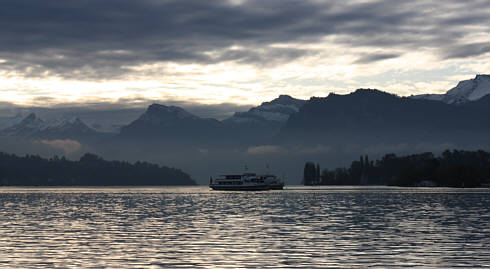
top-left (0, 74), bottom-right (489, 184)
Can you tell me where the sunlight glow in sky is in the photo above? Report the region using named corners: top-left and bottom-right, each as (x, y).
top-left (1, 0), bottom-right (489, 107)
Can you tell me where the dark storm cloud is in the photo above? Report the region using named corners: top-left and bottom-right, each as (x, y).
top-left (1, 0), bottom-right (490, 78)
top-left (442, 42), bottom-right (490, 59)
top-left (216, 47), bottom-right (315, 66)
top-left (355, 53), bottom-right (401, 64)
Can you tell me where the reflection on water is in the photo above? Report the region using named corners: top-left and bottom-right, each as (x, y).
top-left (0, 186), bottom-right (489, 268)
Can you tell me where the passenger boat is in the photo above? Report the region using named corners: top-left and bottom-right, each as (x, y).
top-left (209, 172), bottom-right (284, 191)
top-left (262, 174), bottom-right (284, 190)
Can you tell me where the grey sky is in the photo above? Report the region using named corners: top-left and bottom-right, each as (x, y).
top-left (1, 0), bottom-right (489, 106)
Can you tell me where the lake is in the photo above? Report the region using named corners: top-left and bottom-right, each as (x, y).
top-left (0, 186), bottom-right (489, 268)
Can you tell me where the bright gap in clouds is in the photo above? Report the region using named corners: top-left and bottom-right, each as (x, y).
top-left (1, 52), bottom-right (486, 107)
top-left (0, 0), bottom-right (489, 107)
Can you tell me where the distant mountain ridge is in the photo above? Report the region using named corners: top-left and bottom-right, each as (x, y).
top-left (116, 88), bottom-right (490, 149)
top-left (2, 113), bottom-right (47, 136)
top-left (0, 113), bottom-right (100, 140)
top-left (37, 117), bottom-right (99, 139)
top-left (218, 95), bottom-right (306, 144)
top-left (119, 103), bottom-right (222, 142)
top-left (279, 88), bottom-right (490, 146)
top-left (225, 95), bottom-right (305, 123)
top-left (412, 74), bottom-right (490, 104)
top-left (119, 96), bottom-right (306, 146)
top-left (0, 74), bottom-right (489, 151)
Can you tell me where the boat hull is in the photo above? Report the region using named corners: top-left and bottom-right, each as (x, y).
top-left (209, 184), bottom-right (270, 191)
top-left (269, 184), bottom-right (284, 190)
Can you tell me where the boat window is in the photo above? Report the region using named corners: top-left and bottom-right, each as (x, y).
top-left (225, 175), bottom-right (242, 179)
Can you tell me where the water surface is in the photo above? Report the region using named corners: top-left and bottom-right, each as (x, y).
top-left (0, 186), bottom-right (489, 268)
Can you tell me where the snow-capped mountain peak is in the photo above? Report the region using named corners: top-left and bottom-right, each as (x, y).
top-left (412, 74), bottom-right (490, 104)
top-left (42, 117), bottom-right (95, 134)
top-left (1, 113), bottom-right (47, 136)
top-left (47, 117), bottom-right (85, 128)
top-left (227, 95), bottom-right (305, 123)
top-left (20, 113), bottom-right (43, 125)
top-left (255, 95), bottom-right (305, 120)
top-left (445, 74), bottom-right (490, 103)
top-left (226, 95), bottom-right (306, 123)
top-left (0, 113), bottom-right (97, 137)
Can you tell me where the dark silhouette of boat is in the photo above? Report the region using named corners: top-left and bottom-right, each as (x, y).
top-left (209, 173), bottom-right (284, 191)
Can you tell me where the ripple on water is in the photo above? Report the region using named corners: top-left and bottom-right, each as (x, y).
top-left (0, 186), bottom-right (489, 268)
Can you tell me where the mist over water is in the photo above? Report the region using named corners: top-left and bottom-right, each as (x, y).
top-left (0, 186), bottom-right (489, 268)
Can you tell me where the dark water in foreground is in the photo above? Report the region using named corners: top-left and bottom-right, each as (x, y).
top-left (0, 186), bottom-right (489, 268)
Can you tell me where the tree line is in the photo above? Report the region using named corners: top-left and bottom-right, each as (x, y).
top-left (303, 150), bottom-right (490, 187)
top-left (0, 152), bottom-right (196, 186)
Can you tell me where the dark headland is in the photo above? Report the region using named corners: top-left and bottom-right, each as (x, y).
top-left (0, 152), bottom-right (196, 186)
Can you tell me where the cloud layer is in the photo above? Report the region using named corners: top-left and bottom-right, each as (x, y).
top-left (1, 0), bottom-right (490, 105)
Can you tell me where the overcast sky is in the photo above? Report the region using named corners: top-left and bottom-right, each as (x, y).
top-left (1, 0), bottom-right (490, 107)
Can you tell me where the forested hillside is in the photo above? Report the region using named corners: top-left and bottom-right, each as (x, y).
top-left (0, 152), bottom-right (196, 186)
top-left (304, 150), bottom-right (490, 187)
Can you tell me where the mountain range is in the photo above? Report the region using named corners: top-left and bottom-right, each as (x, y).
top-left (0, 74), bottom-right (489, 184)
top-left (281, 89), bottom-right (490, 146)
top-left (1, 113), bottom-right (100, 141)
top-left (1, 74), bottom-right (489, 148)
